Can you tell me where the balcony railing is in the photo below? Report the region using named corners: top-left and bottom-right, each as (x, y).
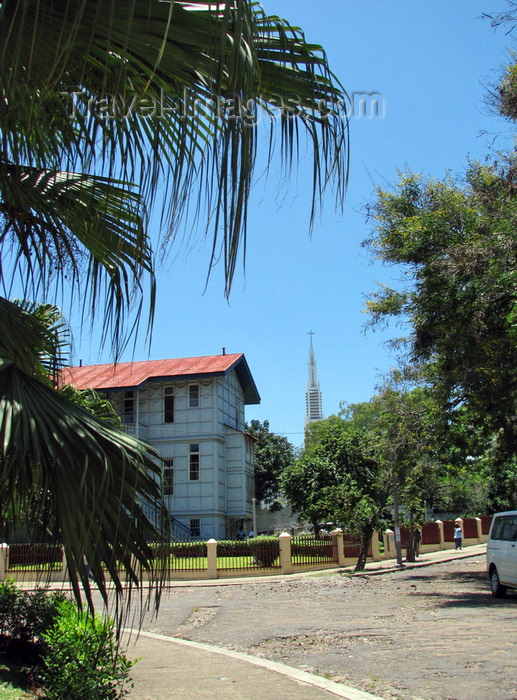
top-left (122, 422), bottom-right (148, 440)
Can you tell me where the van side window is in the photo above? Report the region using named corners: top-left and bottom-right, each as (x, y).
top-left (491, 517), bottom-right (506, 540)
top-left (503, 516), bottom-right (517, 541)
top-left (492, 515), bottom-right (517, 541)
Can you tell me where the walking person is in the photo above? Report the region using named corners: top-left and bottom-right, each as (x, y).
top-left (453, 524), bottom-right (462, 550)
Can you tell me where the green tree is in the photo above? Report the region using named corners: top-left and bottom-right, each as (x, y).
top-left (341, 367), bottom-right (450, 562)
top-left (1, 1), bottom-right (349, 610)
top-left (364, 160), bottom-right (517, 505)
top-left (363, 30), bottom-right (517, 508)
top-left (245, 420), bottom-right (295, 510)
top-left (280, 453), bottom-right (336, 535)
top-left (281, 416), bottom-right (389, 571)
top-left (366, 380), bottom-right (440, 562)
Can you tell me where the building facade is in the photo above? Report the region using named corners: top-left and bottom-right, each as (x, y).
top-left (62, 353), bottom-right (260, 541)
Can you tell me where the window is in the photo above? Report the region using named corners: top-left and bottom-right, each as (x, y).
top-left (247, 474), bottom-right (255, 503)
top-left (189, 384), bottom-right (199, 407)
top-left (162, 459), bottom-right (173, 496)
top-left (189, 518), bottom-right (201, 537)
top-left (123, 391), bottom-right (134, 423)
top-left (163, 386), bottom-right (174, 423)
top-left (189, 443), bottom-right (200, 481)
top-left (491, 515), bottom-right (517, 541)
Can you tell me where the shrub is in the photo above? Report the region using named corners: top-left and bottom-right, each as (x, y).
top-left (41, 600), bottom-right (134, 700)
top-left (248, 536), bottom-right (280, 567)
top-left (217, 536), bottom-right (280, 567)
top-left (0, 580), bottom-right (20, 639)
top-left (0, 579), bottom-right (65, 644)
top-left (149, 540), bottom-right (206, 559)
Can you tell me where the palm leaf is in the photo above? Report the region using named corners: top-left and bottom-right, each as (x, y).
top-left (1, 0), bottom-right (349, 304)
top-left (0, 0), bottom-right (350, 619)
top-left (0, 298), bottom-right (69, 382)
top-left (0, 355), bottom-right (167, 617)
top-left (0, 299), bottom-right (168, 618)
top-left (1, 163), bottom-right (155, 355)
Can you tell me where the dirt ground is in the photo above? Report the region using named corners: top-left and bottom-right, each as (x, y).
top-left (140, 555), bottom-right (517, 700)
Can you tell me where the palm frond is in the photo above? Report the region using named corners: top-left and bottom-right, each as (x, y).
top-left (0, 297), bottom-right (69, 382)
top-left (0, 354), bottom-right (167, 616)
top-left (1, 0), bottom-right (349, 303)
top-left (0, 163), bottom-right (155, 354)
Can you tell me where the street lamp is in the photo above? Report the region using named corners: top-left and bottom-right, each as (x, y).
top-left (252, 497), bottom-right (257, 535)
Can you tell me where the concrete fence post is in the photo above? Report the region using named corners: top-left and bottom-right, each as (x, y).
top-left (0, 543), bottom-right (8, 581)
top-left (57, 546), bottom-right (67, 583)
top-left (435, 520), bottom-right (445, 549)
top-left (370, 533), bottom-right (381, 562)
top-left (61, 546), bottom-right (71, 583)
top-left (279, 532), bottom-right (292, 574)
top-left (475, 517), bottom-right (482, 542)
top-left (384, 529), bottom-right (394, 557)
top-left (331, 529), bottom-right (346, 566)
top-left (206, 539), bottom-right (218, 579)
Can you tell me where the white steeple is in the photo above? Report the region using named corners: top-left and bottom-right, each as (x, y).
top-left (305, 331), bottom-right (323, 427)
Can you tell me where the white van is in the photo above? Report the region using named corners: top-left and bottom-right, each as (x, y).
top-left (486, 510), bottom-right (517, 597)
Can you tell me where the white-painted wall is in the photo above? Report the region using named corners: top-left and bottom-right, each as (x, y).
top-left (107, 371), bottom-right (254, 540)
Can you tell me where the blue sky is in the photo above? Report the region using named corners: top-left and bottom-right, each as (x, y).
top-left (73, 1), bottom-right (514, 447)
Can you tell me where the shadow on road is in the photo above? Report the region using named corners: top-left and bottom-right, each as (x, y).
top-left (412, 589), bottom-right (517, 608)
top-left (409, 569), bottom-right (486, 584)
top-left (406, 569), bottom-right (517, 608)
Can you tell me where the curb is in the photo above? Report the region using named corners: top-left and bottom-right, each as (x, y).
top-left (125, 629), bottom-right (385, 700)
top-left (346, 546), bottom-right (487, 577)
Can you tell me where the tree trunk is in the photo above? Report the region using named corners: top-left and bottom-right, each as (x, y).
top-left (311, 518), bottom-right (320, 537)
top-left (354, 524), bottom-right (374, 572)
top-left (405, 516), bottom-right (417, 562)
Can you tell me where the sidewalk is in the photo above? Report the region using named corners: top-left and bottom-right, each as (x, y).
top-left (125, 632), bottom-right (382, 700)
top-left (359, 541), bottom-right (487, 575)
top-left (125, 543), bottom-right (487, 700)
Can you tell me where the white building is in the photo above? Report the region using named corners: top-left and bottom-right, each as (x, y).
top-left (62, 352), bottom-right (260, 540)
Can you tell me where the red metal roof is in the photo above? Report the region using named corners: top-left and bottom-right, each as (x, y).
top-left (61, 353), bottom-right (260, 404)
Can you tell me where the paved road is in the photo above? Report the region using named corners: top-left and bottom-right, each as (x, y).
top-left (123, 545), bottom-right (517, 700)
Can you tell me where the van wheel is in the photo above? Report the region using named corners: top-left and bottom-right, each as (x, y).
top-left (490, 568), bottom-right (507, 598)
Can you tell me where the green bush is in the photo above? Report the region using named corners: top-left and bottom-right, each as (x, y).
top-left (149, 540), bottom-right (206, 559)
top-left (248, 536), bottom-right (280, 567)
top-left (0, 582), bottom-right (134, 699)
top-left (0, 579), bottom-right (20, 639)
top-left (41, 600), bottom-right (134, 700)
top-left (0, 579), bottom-right (65, 644)
top-left (217, 536), bottom-right (280, 566)
top-left (152, 535), bottom-right (281, 567)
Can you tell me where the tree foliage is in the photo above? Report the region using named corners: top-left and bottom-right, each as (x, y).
top-left (245, 419), bottom-right (295, 509)
top-left (0, 300), bottom-right (168, 615)
top-left (366, 163), bottom-right (517, 412)
top-left (363, 32), bottom-right (517, 509)
top-left (343, 377), bottom-right (445, 562)
top-left (364, 161), bottom-right (517, 498)
top-left (281, 416), bottom-right (389, 571)
top-left (1, 0), bottom-right (349, 325)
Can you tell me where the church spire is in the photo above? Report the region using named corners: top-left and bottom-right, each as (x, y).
top-left (305, 331), bottom-right (323, 427)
